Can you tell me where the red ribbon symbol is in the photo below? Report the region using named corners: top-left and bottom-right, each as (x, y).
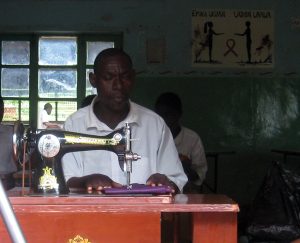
top-left (224, 39), bottom-right (238, 57)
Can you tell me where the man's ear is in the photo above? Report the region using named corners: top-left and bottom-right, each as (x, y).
top-left (89, 72), bottom-right (96, 88)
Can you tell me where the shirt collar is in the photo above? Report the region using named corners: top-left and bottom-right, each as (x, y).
top-left (85, 97), bottom-right (140, 131)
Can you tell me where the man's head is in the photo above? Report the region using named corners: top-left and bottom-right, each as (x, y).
top-left (44, 103), bottom-right (53, 115)
top-left (155, 92), bottom-right (182, 131)
top-left (89, 48), bottom-right (135, 113)
top-left (0, 96), bottom-right (4, 122)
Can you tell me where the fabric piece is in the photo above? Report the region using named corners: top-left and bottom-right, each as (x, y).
top-left (103, 183), bottom-right (172, 195)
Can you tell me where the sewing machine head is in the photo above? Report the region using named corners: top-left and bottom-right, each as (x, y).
top-left (12, 121), bottom-right (141, 194)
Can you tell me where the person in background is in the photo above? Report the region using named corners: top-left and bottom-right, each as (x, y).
top-left (62, 48), bottom-right (187, 194)
top-left (155, 92), bottom-right (208, 243)
top-left (0, 96), bottom-right (17, 190)
top-left (155, 92), bottom-right (207, 193)
top-left (38, 103), bottom-right (61, 129)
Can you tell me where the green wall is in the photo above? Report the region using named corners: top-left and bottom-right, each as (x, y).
top-left (132, 76), bottom-right (300, 204)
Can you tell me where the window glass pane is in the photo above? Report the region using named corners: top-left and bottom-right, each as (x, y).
top-left (85, 69), bottom-right (97, 96)
top-left (2, 41), bottom-right (30, 65)
top-left (38, 68), bottom-right (77, 98)
top-left (39, 37), bottom-right (77, 65)
top-left (20, 100), bottom-right (29, 121)
top-left (86, 41), bottom-right (114, 65)
top-left (57, 101), bottom-right (77, 122)
top-left (3, 100), bottom-right (19, 121)
top-left (1, 68), bottom-right (29, 97)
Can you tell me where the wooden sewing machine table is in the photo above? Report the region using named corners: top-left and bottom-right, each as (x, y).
top-left (0, 188), bottom-right (239, 243)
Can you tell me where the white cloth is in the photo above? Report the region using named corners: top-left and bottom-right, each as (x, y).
top-left (0, 124), bottom-right (17, 174)
top-left (62, 99), bottom-right (188, 192)
top-left (174, 126), bottom-right (207, 186)
top-left (38, 109), bottom-right (49, 129)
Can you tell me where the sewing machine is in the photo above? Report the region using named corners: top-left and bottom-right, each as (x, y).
top-left (12, 121), bottom-right (141, 194)
top-left (5, 123), bottom-right (239, 243)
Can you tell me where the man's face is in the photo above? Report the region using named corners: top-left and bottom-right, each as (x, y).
top-left (90, 55), bottom-right (135, 112)
top-left (46, 107), bottom-right (52, 115)
top-left (156, 104), bottom-right (181, 130)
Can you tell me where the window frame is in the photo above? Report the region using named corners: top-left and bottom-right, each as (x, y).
top-left (0, 33), bottom-right (123, 127)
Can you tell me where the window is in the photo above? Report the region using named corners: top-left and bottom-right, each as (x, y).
top-left (0, 34), bottom-right (122, 127)
top-left (1, 40), bottom-right (30, 122)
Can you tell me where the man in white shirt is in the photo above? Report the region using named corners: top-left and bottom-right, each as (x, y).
top-left (155, 92), bottom-right (207, 193)
top-left (38, 103), bottom-right (61, 129)
top-left (62, 48), bottom-right (187, 193)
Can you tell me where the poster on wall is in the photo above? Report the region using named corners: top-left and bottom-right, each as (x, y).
top-left (192, 9), bottom-right (274, 68)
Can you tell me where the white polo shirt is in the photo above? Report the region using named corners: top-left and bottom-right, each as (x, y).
top-left (62, 99), bottom-right (187, 192)
top-left (174, 126), bottom-right (207, 186)
top-left (38, 109), bottom-right (49, 129)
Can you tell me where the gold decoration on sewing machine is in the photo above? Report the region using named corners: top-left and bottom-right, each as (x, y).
top-left (38, 166), bottom-right (59, 191)
top-left (65, 133), bottom-right (122, 146)
top-left (68, 235), bottom-right (91, 243)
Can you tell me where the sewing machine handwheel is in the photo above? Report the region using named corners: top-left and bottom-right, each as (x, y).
top-left (12, 121), bottom-right (25, 164)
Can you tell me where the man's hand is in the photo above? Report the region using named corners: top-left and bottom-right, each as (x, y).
top-left (179, 153), bottom-right (192, 165)
top-left (85, 174), bottom-right (122, 192)
top-left (179, 153), bottom-right (199, 182)
top-left (44, 122), bottom-right (61, 129)
top-left (67, 174), bottom-right (122, 193)
top-left (146, 173), bottom-right (179, 194)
